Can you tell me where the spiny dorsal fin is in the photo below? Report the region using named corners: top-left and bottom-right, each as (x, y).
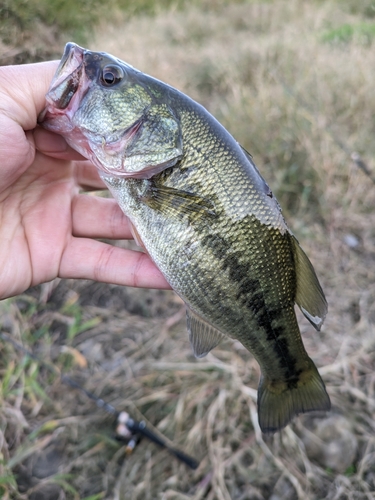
top-left (186, 308), bottom-right (225, 358)
top-left (290, 235), bottom-right (328, 331)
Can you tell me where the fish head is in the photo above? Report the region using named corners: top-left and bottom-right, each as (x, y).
top-left (40, 43), bottom-right (183, 179)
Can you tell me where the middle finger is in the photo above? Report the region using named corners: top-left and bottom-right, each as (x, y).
top-left (72, 194), bottom-right (133, 240)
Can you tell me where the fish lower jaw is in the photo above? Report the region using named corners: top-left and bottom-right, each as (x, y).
top-left (89, 149), bottom-right (181, 179)
top-left (40, 113), bottom-right (77, 135)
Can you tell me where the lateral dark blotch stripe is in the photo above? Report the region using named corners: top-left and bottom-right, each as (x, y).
top-left (200, 230), bottom-right (300, 380)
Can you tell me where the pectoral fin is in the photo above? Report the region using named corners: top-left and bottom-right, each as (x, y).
top-left (291, 235), bottom-right (327, 330)
top-left (186, 308), bottom-right (225, 358)
top-left (142, 185), bottom-right (216, 219)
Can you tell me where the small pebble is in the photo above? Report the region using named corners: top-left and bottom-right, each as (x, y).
top-left (343, 234), bottom-right (359, 249)
top-left (302, 415), bottom-right (358, 473)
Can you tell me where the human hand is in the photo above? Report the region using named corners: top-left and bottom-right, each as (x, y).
top-left (0, 61), bottom-right (170, 300)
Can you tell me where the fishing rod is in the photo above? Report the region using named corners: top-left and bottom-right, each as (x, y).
top-left (0, 331), bottom-right (199, 470)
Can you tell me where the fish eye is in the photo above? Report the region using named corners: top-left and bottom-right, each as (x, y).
top-left (101, 65), bottom-right (124, 86)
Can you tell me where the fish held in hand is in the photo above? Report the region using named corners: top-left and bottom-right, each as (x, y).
top-left (40, 43), bottom-right (330, 433)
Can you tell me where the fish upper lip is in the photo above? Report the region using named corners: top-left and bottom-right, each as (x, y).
top-left (38, 43), bottom-right (87, 124)
top-left (46, 43), bottom-right (84, 110)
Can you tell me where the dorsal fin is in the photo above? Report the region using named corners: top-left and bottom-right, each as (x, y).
top-left (290, 235), bottom-right (328, 330)
top-left (186, 308), bottom-right (225, 358)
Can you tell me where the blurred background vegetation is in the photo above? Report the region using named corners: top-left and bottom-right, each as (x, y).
top-left (1, 0), bottom-right (375, 58)
top-left (1, 1), bottom-right (375, 499)
top-left (0, 0), bottom-right (248, 63)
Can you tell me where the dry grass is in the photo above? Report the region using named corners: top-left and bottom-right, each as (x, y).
top-left (2, 0), bottom-right (375, 498)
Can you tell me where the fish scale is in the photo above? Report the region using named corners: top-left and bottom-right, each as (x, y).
top-left (40, 43), bottom-right (330, 433)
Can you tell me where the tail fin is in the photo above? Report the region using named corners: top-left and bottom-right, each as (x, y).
top-left (257, 359), bottom-right (330, 433)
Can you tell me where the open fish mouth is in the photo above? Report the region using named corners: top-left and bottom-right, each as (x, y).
top-left (38, 43), bottom-right (88, 124)
top-left (46, 43), bottom-right (84, 110)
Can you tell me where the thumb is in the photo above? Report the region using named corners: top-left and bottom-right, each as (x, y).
top-left (0, 61), bottom-right (58, 131)
top-left (0, 61), bottom-right (58, 189)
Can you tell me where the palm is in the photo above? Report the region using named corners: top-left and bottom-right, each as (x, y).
top-left (0, 62), bottom-right (169, 300)
top-left (1, 138), bottom-right (77, 298)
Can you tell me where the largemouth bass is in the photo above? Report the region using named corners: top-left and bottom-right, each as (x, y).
top-left (40, 43), bottom-right (330, 432)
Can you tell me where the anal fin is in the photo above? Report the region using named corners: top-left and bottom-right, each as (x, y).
top-left (186, 308), bottom-right (225, 358)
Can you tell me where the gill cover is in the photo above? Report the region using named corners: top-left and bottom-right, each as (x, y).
top-left (88, 103), bottom-right (183, 178)
top-left (77, 47), bottom-right (183, 178)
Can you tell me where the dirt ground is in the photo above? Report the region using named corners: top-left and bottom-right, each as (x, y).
top-left (1, 1), bottom-right (375, 499)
